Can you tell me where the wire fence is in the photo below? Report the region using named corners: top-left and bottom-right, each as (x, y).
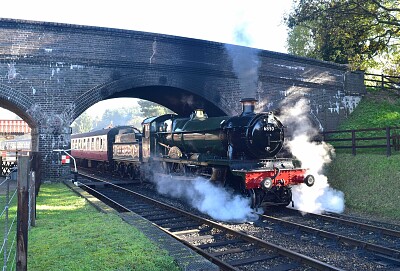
top-left (1, 168), bottom-right (18, 271)
top-left (1, 154), bottom-right (38, 271)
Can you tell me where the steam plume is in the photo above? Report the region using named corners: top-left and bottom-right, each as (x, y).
top-left (225, 26), bottom-right (260, 100)
top-left (280, 99), bottom-right (345, 214)
top-left (152, 175), bottom-right (258, 222)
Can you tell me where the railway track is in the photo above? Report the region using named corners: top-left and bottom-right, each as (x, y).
top-left (260, 208), bottom-right (400, 266)
top-left (75, 173), bottom-right (342, 271)
top-left (72, 171), bottom-right (400, 270)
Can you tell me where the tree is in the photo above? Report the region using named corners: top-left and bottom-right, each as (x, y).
top-left (137, 100), bottom-right (173, 118)
top-left (286, 23), bottom-right (318, 59)
top-left (95, 107), bottom-right (142, 129)
top-left (71, 100), bottom-right (173, 134)
top-left (285, 0), bottom-right (400, 72)
top-left (71, 112), bottom-right (93, 134)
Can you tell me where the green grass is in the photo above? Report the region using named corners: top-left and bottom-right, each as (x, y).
top-left (325, 90), bottom-right (400, 220)
top-left (28, 183), bottom-right (180, 271)
top-left (327, 153), bottom-right (400, 220)
top-left (339, 94), bottom-right (400, 129)
top-left (325, 92), bottom-right (400, 152)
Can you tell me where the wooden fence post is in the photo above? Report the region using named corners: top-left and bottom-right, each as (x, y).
top-left (395, 135), bottom-right (400, 151)
top-left (32, 152), bottom-right (41, 196)
top-left (30, 171), bottom-right (36, 227)
top-left (16, 156), bottom-right (30, 271)
top-left (351, 130), bottom-right (356, 156)
top-left (386, 126), bottom-right (391, 157)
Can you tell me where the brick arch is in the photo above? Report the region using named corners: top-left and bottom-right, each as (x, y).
top-left (71, 71), bottom-right (230, 120)
top-left (0, 84), bottom-right (37, 127)
top-left (109, 86), bottom-right (227, 117)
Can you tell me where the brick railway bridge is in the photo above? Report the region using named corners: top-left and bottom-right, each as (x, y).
top-left (0, 18), bottom-right (365, 182)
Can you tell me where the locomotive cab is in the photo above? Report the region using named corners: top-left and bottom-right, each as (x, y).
top-left (141, 114), bottom-right (178, 162)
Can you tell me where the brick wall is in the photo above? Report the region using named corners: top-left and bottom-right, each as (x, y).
top-left (0, 18), bottom-right (365, 182)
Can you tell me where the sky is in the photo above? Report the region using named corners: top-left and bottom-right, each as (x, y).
top-left (0, 0), bottom-right (294, 120)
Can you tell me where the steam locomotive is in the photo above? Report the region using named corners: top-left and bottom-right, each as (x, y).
top-left (71, 98), bottom-right (315, 208)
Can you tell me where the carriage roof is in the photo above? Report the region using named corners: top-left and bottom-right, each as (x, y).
top-left (71, 126), bottom-right (135, 139)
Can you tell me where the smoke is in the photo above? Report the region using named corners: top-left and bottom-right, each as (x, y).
top-left (280, 99), bottom-right (345, 214)
top-left (152, 175), bottom-right (259, 222)
top-left (225, 25), bottom-right (260, 100)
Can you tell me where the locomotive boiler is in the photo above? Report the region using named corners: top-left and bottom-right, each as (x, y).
top-left (154, 98), bottom-right (284, 160)
top-left (142, 98), bottom-right (314, 208)
top-left (72, 98), bottom-right (315, 209)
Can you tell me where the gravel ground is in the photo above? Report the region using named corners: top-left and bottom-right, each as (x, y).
top-left (120, 182), bottom-right (398, 271)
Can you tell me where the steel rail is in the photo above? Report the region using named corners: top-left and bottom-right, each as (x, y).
top-left (261, 214), bottom-right (400, 261)
top-left (76, 173), bottom-right (343, 270)
top-left (310, 212), bottom-right (400, 238)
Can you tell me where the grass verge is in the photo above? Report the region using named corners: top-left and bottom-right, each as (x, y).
top-left (324, 90), bottom-right (400, 221)
top-left (326, 153), bottom-right (400, 221)
top-left (28, 183), bottom-right (180, 271)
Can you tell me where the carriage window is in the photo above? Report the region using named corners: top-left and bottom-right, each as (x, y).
top-left (91, 138), bottom-right (94, 150)
top-left (96, 137), bottom-right (100, 150)
top-left (103, 138), bottom-right (107, 150)
top-left (100, 138), bottom-right (103, 150)
top-left (144, 125), bottom-right (150, 138)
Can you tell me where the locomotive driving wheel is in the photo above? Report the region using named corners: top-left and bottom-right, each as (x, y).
top-left (127, 164), bottom-right (140, 180)
top-left (164, 162), bottom-right (186, 175)
top-left (278, 188), bottom-right (292, 207)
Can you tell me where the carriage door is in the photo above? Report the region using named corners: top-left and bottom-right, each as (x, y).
top-left (142, 123), bottom-right (151, 162)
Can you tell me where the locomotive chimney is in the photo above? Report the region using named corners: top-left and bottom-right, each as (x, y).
top-left (240, 98), bottom-right (258, 116)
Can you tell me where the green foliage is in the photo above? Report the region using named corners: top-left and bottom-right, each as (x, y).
top-left (138, 100), bottom-right (174, 118)
top-left (95, 107), bottom-right (142, 129)
top-left (71, 100), bottom-right (173, 133)
top-left (71, 112), bottom-right (93, 134)
top-left (28, 183), bottom-right (179, 271)
top-left (285, 0), bottom-right (400, 73)
top-left (286, 24), bottom-right (317, 58)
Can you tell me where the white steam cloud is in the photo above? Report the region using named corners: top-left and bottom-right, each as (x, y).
top-left (280, 99), bottom-right (345, 214)
top-left (225, 25), bottom-right (261, 100)
top-left (152, 175), bottom-right (259, 222)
